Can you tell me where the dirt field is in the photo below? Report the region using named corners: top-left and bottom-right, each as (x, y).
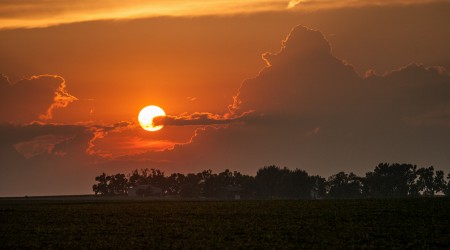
top-left (1, 197), bottom-right (449, 249)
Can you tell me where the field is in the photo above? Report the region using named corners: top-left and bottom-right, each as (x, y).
top-left (1, 197), bottom-right (449, 249)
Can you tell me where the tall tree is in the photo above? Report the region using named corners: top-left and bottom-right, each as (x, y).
top-left (92, 173), bottom-right (109, 195)
top-left (445, 173), bottom-right (450, 196)
top-left (363, 163), bottom-right (416, 197)
top-left (416, 166), bottom-right (445, 196)
top-left (327, 172), bottom-right (363, 198)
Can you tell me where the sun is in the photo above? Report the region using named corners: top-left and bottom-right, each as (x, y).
top-left (138, 105), bottom-right (166, 131)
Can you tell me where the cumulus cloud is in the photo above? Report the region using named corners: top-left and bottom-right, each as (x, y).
top-left (0, 74), bottom-right (77, 123)
top-left (135, 25), bottom-right (450, 177)
top-left (230, 25), bottom-right (450, 128)
top-left (230, 25), bottom-right (358, 118)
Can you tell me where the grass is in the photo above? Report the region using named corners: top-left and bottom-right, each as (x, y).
top-left (1, 198), bottom-right (449, 249)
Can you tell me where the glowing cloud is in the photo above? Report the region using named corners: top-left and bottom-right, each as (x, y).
top-left (286, 0), bottom-right (445, 10)
top-left (153, 111), bottom-right (254, 127)
top-left (39, 75), bottom-right (78, 120)
top-left (287, 0), bottom-right (303, 9)
top-left (2, 0), bottom-right (438, 29)
top-left (0, 74), bottom-right (78, 123)
top-left (0, 0), bottom-right (287, 29)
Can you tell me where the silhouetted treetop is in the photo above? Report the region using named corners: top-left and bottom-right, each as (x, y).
top-left (92, 163), bottom-right (449, 199)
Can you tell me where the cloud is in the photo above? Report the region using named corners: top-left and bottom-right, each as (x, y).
top-left (230, 25), bottom-right (358, 118)
top-left (0, 0), bottom-right (287, 29)
top-left (287, 0), bottom-right (446, 10)
top-left (363, 63), bottom-right (450, 127)
top-left (0, 74), bottom-right (77, 123)
top-left (86, 121), bottom-right (133, 157)
top-left (0, 122), bottom-right (101, 196)
top-left (230, 25), bottom-right (450, 128)
top-left (38, 76), bottom-right (78, 120)
top-left (153, 111), bottom-right (254, 127)
top-left (134, 24), bottom-right (450, 177)
top-left (0, 122), bottom-right (94, 191)
top-left (1, 0), bottom-right (443, 29)
top-left (0, 121), bottom-right (137, 162)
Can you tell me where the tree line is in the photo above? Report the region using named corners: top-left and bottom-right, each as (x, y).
top-left (92, 163), bottom-right (450, 199)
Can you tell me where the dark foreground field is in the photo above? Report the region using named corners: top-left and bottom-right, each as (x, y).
top-left (1, 198), bottom-right (449, 249)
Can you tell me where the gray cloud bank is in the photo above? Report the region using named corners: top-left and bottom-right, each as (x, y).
top-left (145, 25), bottom-right (450, 176)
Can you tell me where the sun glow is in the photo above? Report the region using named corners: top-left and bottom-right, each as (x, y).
top-left (138, 105), bottom-right (166, 131)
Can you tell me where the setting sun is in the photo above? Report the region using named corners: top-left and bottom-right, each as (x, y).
top-left (138, 105), bottom-right (166, 131)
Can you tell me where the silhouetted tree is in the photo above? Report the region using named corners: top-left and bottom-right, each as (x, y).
top-left (233, 171), bottom-right (256, 198)
top-left (363, 163), bottom-right (417, 197)
top-left (92, 173), bottom-right (110, 195)
top-left (417, 167), bottom-right (446, 196)
top-left (93, 164), bottom-right (447, 198)
top-left (327, 172), bottom-right (363, 198)
top-left (310, 175), bottom-right (327, 199)
top-left (434, 170), bottom-right (447, 194)
top-left (278, 168), bottom-right (311, 199)
top-left (108, 173), bottom-right (128, 195)
top-left (445, 173), bottom-right (450, 196)
top-left (180, 173), bottom-right (202, 198)
top-left (92, 173), bottom-right (128, 195)
top-left (128, 169), bottom-right (142, 187)
top-left (255, 166), bottom-right (289, 198)
top-left (254, 166), bottom-right (314, 199)
top-left (166, 173), bottom-right (186, 195)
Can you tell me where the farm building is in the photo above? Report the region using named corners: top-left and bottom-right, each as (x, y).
top-left (222, 186), bottom-right (244, 200)
top-left (128, 185), bottom-right (162, 197)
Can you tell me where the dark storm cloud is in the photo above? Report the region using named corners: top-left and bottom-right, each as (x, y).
top-left (0, 74), bottom-right (77, 123)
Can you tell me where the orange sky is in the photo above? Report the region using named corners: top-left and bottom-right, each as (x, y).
top-left (1, 0), bottom-right (442, 29)
top-left (1, 0), bottom-right (450, 196)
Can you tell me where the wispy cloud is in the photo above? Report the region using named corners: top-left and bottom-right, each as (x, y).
top-left (86, 121), bottom-right (132, 157)
top-left (153, 111), bottom-right (254, 126)
top-left (287, 0), bottom-right (446, 10)
top-left (0, 0), bottom-right (286, 29)
top-left (1, 0), bottom-right (444, 29)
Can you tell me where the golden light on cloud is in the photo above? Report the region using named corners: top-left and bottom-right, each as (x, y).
top-left (0, 0), bottom-right (439, 29)
top-left (0, 0), bottom-right (288, 29)
top-left (287, 0), bottom-right (302, 9)
top-left (138, 105), bottom-right (166, 132)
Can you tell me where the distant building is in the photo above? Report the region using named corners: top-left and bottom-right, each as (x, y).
top-left (128, 185), bottom-right (162, 197)
top-left (222, 186), bottom-right (244, 200)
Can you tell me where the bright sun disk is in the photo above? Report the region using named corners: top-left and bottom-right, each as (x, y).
top-left (138, 105), bottom-right (166, 131)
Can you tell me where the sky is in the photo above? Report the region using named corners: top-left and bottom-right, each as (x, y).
top-left (1, 0), bottom-right (450, 196)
